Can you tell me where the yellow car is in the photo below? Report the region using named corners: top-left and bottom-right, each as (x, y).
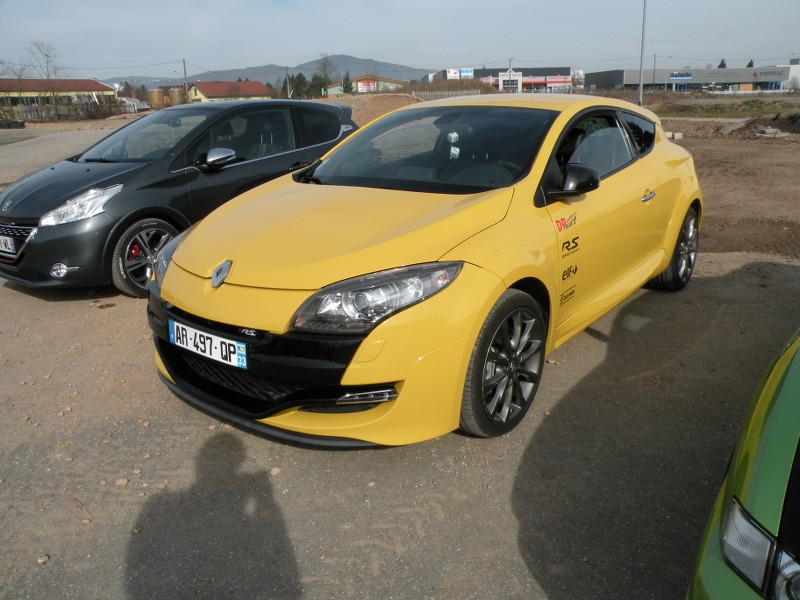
top-left (147, 94), bottom-right (703, 447)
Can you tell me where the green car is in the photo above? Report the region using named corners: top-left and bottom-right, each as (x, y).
top-left (688, 329), bottom-right (800, 599)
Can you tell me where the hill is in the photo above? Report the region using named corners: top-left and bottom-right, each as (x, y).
top-left (106, 54), bottom-right (435, 89)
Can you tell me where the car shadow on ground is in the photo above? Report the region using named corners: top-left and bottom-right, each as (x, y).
top-left (125, 432), bottom-right (301, 599)
top-left (512, 260), bottom-right (800, 599)
top-left (1, 280), bottom-right (120, 302)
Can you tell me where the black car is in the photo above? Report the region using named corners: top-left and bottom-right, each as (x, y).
top-left (0, 100), bottom-right (357, 296)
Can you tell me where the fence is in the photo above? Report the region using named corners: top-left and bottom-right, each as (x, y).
top-left (410, 90), bottom-right (483, 101)
top-left (0, 94), bottom-right (122, 121)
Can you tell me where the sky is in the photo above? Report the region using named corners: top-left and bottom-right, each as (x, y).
top-left (1, 0), bottom-right (798, 80)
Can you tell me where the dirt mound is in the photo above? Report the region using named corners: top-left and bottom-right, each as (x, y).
top-left (319, 93), bottom-right (422, 126)
top-left (663, 114), bottom-right (800, 140)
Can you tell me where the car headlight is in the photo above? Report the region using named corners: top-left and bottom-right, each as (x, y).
top-left (39, 184), bottom-right (123, 226)
top-left (153, 231), bottom-right (185, 291)
top-left (721, 497), bottom-right (776, 593)
top-left (292, 262), bottom-right (462, 333)
top-left (721, 497), bottom-right (800, 599)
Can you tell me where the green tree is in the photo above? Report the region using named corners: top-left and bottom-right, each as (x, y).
top-left (310, 73), bottom-right (328, 97)
top-left (342, 71), bottom-right (353, 94)
top-left (717, 58), bottom-right (727, 68)
top-left (291, 73), bottom-right (308, 98)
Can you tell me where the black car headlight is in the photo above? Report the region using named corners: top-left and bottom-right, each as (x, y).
top-left (152, 231), bottom-right (185, 291)
top-left (721, 497), bottom-right (800, 599)
top-left (775, 551), bottom-right (800, 600)
top-left (292, 262), bottom-right (462, 334)
top-left (39, 184), bottom-right (123, 226)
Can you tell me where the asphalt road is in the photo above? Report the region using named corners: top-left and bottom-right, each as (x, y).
top-left (1, 126), bottom-right (800, 600)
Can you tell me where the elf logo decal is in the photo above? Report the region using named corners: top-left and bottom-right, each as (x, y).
top-left (561, 236), bottom-right (580, 258)
top-left (555, 212), bottom-right (577, 231)
top-left (562, 264), bottom-right (578, 281)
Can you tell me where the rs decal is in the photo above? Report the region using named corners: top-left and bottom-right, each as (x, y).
top-left (561, 236), bottom-right (580, 258)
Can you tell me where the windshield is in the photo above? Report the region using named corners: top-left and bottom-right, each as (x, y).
top-left (80, 108), bottom-right (215, 162)
top-left (303, 105), bottom-right (557, 193)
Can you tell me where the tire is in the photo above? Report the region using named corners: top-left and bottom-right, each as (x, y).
top-left (648, 206), bottom-right (699, 291)
top-left (111, 218), bottom-right (178, 298)
top-left (460, 290), bottom-right (547, 438)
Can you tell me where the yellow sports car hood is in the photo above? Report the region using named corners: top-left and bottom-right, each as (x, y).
top-left (173, 179), bottom-right (514, 289)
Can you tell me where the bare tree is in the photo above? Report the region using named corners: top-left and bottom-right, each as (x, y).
top-left (316, 54), bottom-right (335, 85)
top-left (25, 41), bottom-right (65, 119)
top-left (0, 57), bottom-right (29, 80)
top-left (26, 40), bottom-right (62, 80)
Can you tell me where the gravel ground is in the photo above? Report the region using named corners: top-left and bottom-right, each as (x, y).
top-left (1, 94), bottom-right (799, 600)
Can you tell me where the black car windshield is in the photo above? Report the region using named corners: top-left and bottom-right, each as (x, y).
top-left (303, 105), bottom-right (557, 193)
top-left (80, 108), bottom-right (215, 162)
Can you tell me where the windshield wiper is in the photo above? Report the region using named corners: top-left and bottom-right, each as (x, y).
top-left (82, 157), bottom-right (118, 163)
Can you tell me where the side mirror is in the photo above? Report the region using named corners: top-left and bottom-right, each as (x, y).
top-left (548, 164), bottom-right (600, 201)
top-left (201, 147), bottom-right (237, 172)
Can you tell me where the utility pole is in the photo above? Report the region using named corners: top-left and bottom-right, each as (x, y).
top-left (183, 58), bottom-right (189, 101)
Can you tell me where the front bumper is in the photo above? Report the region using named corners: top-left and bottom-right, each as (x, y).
top-left (148, 263), bottom-right (504, 446)
top-left (0, 214), bottom-right (115, 288)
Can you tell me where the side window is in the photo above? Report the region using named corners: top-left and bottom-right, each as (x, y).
top-left (188, 109), bottom-right (294, 165)
top-left (294, 108), bottom-right (342, 147)
top-left (620, 112), bottom-right (655, 156)
top-left (563, 114), bottom-right (634, 177)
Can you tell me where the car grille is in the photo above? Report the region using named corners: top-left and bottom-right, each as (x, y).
top-left (0, 224), bottom-right (35, 260)
top-left (183, 352), bottom-right (302, 404)
top-left (159, 340), bottom-right (383, 418)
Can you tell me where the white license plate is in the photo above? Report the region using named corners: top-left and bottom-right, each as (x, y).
top-left (0, 235), bottom-right (15, 254)
top-left (169, 320), bottom-right (247, 369)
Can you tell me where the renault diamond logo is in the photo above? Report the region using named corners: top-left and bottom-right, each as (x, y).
top-left (211, 260), bottom-right (232, 288)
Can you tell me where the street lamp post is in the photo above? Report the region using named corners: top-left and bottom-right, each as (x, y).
top-left (638, 0), bottom-right (647, 105)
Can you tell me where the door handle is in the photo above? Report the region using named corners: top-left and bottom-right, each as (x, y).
top-left (641, 191), bottom-right (656, 202)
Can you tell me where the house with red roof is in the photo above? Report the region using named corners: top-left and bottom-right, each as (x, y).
top-left (187, 81), bottom-right (272, 102)
top-left (0, 78), bottom-right (118, 119)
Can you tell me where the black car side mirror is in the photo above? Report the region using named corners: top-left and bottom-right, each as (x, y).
top-left (201, 147), bottom-right (238, 172)
top-left (548, 163), bottom-right (600, 201)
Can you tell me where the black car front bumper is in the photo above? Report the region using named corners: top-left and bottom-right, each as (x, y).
top-left (0, 213), bottom-right (116, 288)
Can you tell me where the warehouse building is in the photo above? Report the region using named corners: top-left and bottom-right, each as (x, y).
top-left (586, 62), bottom-right (799, 92)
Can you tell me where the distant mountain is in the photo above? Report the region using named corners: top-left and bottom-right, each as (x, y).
top-left (105, 55), bottom-right (436, 89)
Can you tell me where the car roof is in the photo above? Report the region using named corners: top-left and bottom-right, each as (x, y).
top-left (402, 93), bottom-right (659, 122)
top-left (161, 99), bottom-right (348, 114)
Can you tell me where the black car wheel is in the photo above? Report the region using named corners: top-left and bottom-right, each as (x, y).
top-left (648, 206), bottom-right (699, 291)
top-left (460, 290), bottom-right (547, 437)
top-left (111, 218), bottom-right (178, 297)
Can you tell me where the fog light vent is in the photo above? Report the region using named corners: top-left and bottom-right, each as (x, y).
top-left (337, 388), bottom-right (398, 405)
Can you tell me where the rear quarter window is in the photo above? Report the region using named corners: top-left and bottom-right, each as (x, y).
top-left (621, 112), bottom-right (656, 156)
top-left (295, 108), bottom-right (342, 147)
